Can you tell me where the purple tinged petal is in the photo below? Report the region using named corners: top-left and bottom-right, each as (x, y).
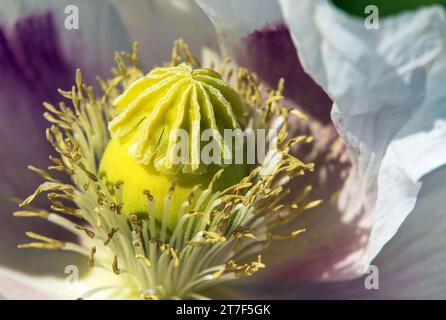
top-left (11, 11), bottom-right (73, 103)
top-left (226, 23), bottom-right (333, 123)
top-left (0, 11), bottom-right (70, 192)
top-left (195, 0), bottom-right (333, 122)
top-left (0, 1), bottom-right (132, 296)
top-left (0, 11), bottom-right (79, 274)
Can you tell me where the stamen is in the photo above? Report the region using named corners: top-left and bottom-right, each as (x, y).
top-left (112, 254), bottom-right (120, 275)
top-left (135, 254), bottom-right (152, 268)
top-left (103, 227), bottom-right (119, 246)
top-left (88, 246), bottom-right (96, 267)
top-left (168, 39), bottom-right (200, 68)
top-left (18, 232), bottom-right (64, 250)
top-left (75, 225), bottom-right (95, 238)
top-left (214, 255), bottom-right (265, 279)
top-left (19, 182), bottom-right (73, 207)
top-left (13, 210), bottom-right (48, 219)
top-left (271, 229), bottom-right (306, 240)
top-left (27, 165), bottom-right (60, 183)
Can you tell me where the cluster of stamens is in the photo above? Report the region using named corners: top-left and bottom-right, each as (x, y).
top-left (14, 40), bottom-right (319, 299)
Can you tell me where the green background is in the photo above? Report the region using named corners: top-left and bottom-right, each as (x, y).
top-left (332, 0), bottom-right (446, 17)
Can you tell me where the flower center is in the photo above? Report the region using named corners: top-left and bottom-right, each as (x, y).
top-left (15, 40), bottom-right (319, 300)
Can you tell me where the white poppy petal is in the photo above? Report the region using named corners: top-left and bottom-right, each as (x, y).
top-left (113, 0), bottom-right (218, 69)
top-left (235, 165), bottom-right (446, 299)
top-left (114, 0), bottom-right (218, 68)
top-left (0, 262), bottom-right (132, 300)
top-left (0, 265), bottom-right (84, 300)
top-left (195, 0), bottom-right (282, 37)
top-left (279, 0), bottom-right (446, 266)
top-left (370, 52), bottom-right (446, 259)
top-left (365, 165), bottom-right (446, 298)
